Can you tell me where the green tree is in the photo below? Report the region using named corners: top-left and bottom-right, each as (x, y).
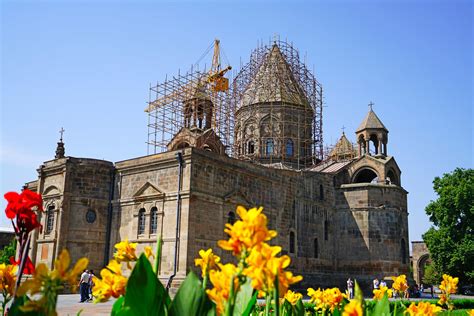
top-left (0, 238), bottom-right (17, 264)
top-left (422, 263), bottom-right (441, 286)
top-left (423, 168), bottom-right (474, 285)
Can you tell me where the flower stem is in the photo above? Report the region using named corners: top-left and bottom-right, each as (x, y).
top-left (154, 236), bottom-right (162, 275)
top-left (273, 273), bottom-right (279, 316)
top-left (225, 273), bottom-right (236, 316)
top-left (265, 294), bottom-right (271, 316)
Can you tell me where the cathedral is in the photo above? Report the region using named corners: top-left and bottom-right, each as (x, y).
top-left (25, 39), bottom-right (409, 291)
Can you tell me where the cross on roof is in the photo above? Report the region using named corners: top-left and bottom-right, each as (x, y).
top-left (368, 101), bottom-right (374, 111)
top-left (341, 125), bottom-right (346, 134)
top-left (59, 127), bottom-right (65, 142)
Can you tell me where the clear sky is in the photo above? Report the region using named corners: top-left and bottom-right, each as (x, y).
top-left (1, 0), bottom-right (472, 248)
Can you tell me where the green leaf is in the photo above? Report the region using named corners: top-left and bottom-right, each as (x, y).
top-left (122, 254), bottom-right (168, 316)
top-left (8, 296), bottom-right (41, 316)
top-left (354, 280), bottom-right (364, 304)
top-left (169, 271), bottom-right (204, 316)
top-left (373, 293), bottom-right (390, 316)
top-left (154, 236), bottom-right (163, 275)
top-left (111, 296), bottom-right (125, 316)
top-left (233, 277), bottom-right (255, 316)
top-left (294, 298), bottom-right (305, 316)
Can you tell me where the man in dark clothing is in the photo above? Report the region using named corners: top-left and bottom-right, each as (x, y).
top-left (78, 269), bottom-right (91, 303)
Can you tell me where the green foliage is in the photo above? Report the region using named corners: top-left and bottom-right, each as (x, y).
top-left (423, 263), bottom-right (441, 286)
top-left (0, 238), bottom-right (16, 264)
top-left (423, 168), bottom-right (474, 284)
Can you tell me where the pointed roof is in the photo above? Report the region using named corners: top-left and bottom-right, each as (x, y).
top-left (356, 109), bottom-right (387, 132)
top-left (329, 133), bottom-right (356, 160)
top-left (240, 44), bottom-right (309, 107)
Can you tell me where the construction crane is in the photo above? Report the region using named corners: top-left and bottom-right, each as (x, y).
top-left (207, 39), bottom-right (232, 92)
top-left (145, 39), bottom-right (231, 113)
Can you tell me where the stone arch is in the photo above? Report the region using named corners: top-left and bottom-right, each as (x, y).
top-left (386, 169), bottom-right (400, 186)
top-left (43, 185), bottom-right (61, 196)
top-left (227, 211), bottom-right (236, 225)
top-left (352, 167), bottom-right (380, 184)
top-left (417, 254), bottom-right (430, 284)
top-left (173, 142), bottom-right (190, 150)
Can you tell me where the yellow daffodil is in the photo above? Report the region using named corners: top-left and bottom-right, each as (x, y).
top-left (0, 263), bottom-right (17, 297)
top-left (244, 242), bottom-right (302, 296)
top-left (392, 274), bottom-right (408, 293)
top-left (307, 287), bottom-right (346, 312)
top-left (438, 293), bottom-right (447, 306)
top-left (92, 260), bottom-right (127, 302)
top-left (405, 301), bottom-right (442, 316)
top-left (373, 285), bottom-right (393, 300)
top-left (206, 263), bottom-right (239, 316)
top-left (343, 300), bottom-right (363, 316)
top-left (16, 250), bottom-right (88, 315)
top-left (194, 248), bottom-right (221, 278)
top-left (324, 287), bottom-right (346, 312)
top-left (144, 246), bottom-right (154, 259)
top-left (307, 287), bottom-right (325, 310)
top-left (114, 240), bottom-right (138, 268)
top-left (218, 206), bottom-right (277, 257)
top-left (18, 250), bottom-right (88, 296)
top-left (439, 274), bottom-right (458, 294)
top-left (283, 290), bottom-right (302, 305)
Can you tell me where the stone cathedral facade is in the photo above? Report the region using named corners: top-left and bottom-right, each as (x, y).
top-left (25, 41), bottom-right (409, 291)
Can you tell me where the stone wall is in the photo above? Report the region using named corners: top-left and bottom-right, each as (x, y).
top-left (412, 241), bottom-right (430, 285)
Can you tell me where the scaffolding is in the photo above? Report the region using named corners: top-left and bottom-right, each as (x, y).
top-left (146, 39), bottom-right (324, 170)
top-left (230, 39), bottom-right (324, 168)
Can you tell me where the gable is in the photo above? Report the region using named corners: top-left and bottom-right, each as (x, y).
top-left (223, 188), bottom-right (254, 207)
top-left (133, 181), bottom-right (165, 200)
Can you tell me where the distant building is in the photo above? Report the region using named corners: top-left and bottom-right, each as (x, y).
top-left (412, 241), bottom-right (431, 285)
top-left (25, 39), bottom-right (409, 291)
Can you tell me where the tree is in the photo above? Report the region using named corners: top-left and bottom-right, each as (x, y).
top-left (0, 238), bottom-right (16, 264)
top-left (422, 263), bottom-right (441, 286)
top-left (423, 168), bottom-right (474, 285)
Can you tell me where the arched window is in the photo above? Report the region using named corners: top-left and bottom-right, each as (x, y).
top-left (228, 211), bottom-right (236, 225)
top-left (401, 239), bottom-right (407, 264)
top-left (314, 238), bottom-right (319, 258)
top-left (138, 208), bottom-right (146, 235)
top-left (150, 207), bottom-right (158, 235)
top-left (247, 141), bottom-right (255, 154)
top-left (286, 139), bottom-right (294, 157)
top-left (265, 139), bottom-right (274, 156)
top-left (289, 231), bottom-right (296, 254)
top-left (324, 220), bottom-right (329, 241)
top-left (45, 205), bottom-right (55, 234)
top-left (354, 168), bottom-right (379, 184)
top-left (319, 184), bottom-right (324, 200)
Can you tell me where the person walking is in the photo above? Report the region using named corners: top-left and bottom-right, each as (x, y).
top-left (78, 269), bottom-right (91, 303)
top-left (88, 270), bottom-right (95, 301)
top-left (373, 278), bottom-right (379, 290)
top-left (347, 278), bottom-right (354, 299)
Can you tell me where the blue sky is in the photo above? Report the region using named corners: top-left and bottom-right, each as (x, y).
top-left (1, 0), bottom-right (472, 247)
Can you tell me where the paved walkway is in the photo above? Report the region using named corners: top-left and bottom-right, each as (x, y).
top-left (56, 295), bottom-right (115, 316)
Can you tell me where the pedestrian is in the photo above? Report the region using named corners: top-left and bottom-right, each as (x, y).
top-left (88, 270), bottom-right (95, 301)
top-left (78, 269), bottom-right (91, 303)
top-left (380, 279), bottom-right (387, 288)
top-left (373, 278), bottom-right (379, 290)
top-left (347, 278), bottom-right (354, 299)
top-left (430, 285), bottom-right (434, 298)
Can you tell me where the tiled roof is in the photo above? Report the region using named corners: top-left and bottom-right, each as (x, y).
top-left (356, 109), bottom-right (387, 132)
top-left (240, 44), bottom-right (309, 107)
top-left (308, 160), bottom-right (352, 173)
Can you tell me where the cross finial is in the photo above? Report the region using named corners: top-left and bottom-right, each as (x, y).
top-left (341, 125), bottom-right (346, 135)
top-left (59, 127), bottom-right (65, 142)
top-left (368, 101), bottom-right (374, 111)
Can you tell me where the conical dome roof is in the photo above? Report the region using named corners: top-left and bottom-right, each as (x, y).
top-left (329, 133), bottom-right (356, 160)
top-left (356, 109), bottom-right (387, 132)
top-left (240, 44), bottom-right (309, 107)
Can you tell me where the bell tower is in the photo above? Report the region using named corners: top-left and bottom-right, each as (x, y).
top-left (355, 103), bottom-right (388, 157)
